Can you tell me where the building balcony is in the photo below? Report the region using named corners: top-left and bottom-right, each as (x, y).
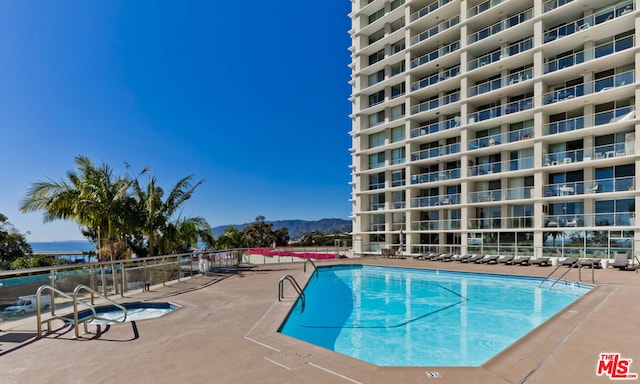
top-left (411, 92), bottom-right (460, 115)
top-left (545, 213), bottom-right (634, 228)
top-left (411, 219), bottom-right (461, 231)
top-left (410, 117), bottom-right (460, 138)
top-left (411, 65), bottom-right (460, 92)
top-left (544, 2), bottom-right (633, 43)
top-left (410, 0), bottom-right (453, 23)
top-left (544, 34), bottom-right (634, 74)
top-left (468, 126), bottom-right (533, 150)
top-left (468, 0), bottom-right (506, 18)
top-left (411, 142), bottom-right (460, 161)
top-left (543, 70), bottom-right (634, 105)
top-left (544, 106), bottom-right (635, 135)
top-left (468, 7), bottom-right (533, 44)
top-left (411, 168), bottom-right (461, 184)
top-left (410, 15), bottom-right (459, 46)
top-left (468, 216), bottom-right (533, 229)
top-left (467, 37), bottom-right (533, 71)
top-left (468, 186), bottom-right (533, 203)
top-left (543, 176), bottom-right (635, 197)
top-left (469, 158), bottom-right (535, 177)
top-left (543, 143), bottom-right (633, 167)
top-left (410, 40), bottom-right (460, 69)
top-left (468, 67), bottom-right (532, 98)
top-left (468, 97), bottom-right (533, 124)
top-left (411, 193), bottom-right (461, 208)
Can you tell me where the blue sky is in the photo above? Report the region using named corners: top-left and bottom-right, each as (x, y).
top-left (0, 1), bottom-right (353, 241)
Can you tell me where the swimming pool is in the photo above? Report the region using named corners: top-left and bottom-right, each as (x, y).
top-left (66, 302), bottom-right (178, 325)
top-left (279, 265), bottom-right (591, 367)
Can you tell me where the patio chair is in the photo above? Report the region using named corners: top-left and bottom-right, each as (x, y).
top-left (477, 255), bottom-right (500, 264)
top-left (531, 257), bottom-right (551, 266)
top-left (560, 257), bottom-right (578, 267)
top-left (507, 256), bottom-right (531, 265)
top-left (464, 254), bottom-right (486, 263)
top-left (497, 255), bottom-right (514, 264)
top-left (451, 254), bottom-right (470, 262)
top-left (610, 253), bottom-right (639, 271)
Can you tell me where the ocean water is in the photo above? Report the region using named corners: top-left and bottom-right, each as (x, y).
top-left (29, 240), bottom-right (96, 252)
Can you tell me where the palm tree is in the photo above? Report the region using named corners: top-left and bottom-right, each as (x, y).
top-left (131, 174), bottom-right (204, 256)
top-left (218, 226), bottom-right (248, 264)
top-left (20, 155), bottom-right (136, 261)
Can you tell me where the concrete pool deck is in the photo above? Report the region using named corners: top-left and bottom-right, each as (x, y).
top-left (0, 258), bottom-right (638, 383)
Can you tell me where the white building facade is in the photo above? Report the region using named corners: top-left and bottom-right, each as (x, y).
top-left (349, 0), bottom-right (638, 258)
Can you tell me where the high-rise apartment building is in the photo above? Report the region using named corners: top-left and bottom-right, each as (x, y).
top-left (349, 0), bottom-right (637, 258)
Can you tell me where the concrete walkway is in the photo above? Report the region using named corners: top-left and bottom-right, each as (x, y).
top-left (0, 259), bottom-right (638, 383)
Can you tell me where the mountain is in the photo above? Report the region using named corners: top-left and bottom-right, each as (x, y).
top-left (212, 218), bottom-right (352, 240)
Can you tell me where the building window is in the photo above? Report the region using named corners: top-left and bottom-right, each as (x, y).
top-left (391, 61), bottom-right (405, 76)
top-left (391, 147), bottom-right (405, 165)
top-left (390, 104), bottom-right (405, 121)
top-left (390, 125), bottom-right (405, 143)
top-left (369, 152), bottom-right (385, 169)
top-left (368, 8), bottom-right (385, 25)
top-left (391, 39), bottom-right (405, 54)
top-left (390, 17), bottom-right (404, 33)
top-left (391, 169), bottom-right (405, 187)
top-left (369, 172), bottom-right (385, 190)
top-left (369, 111), bottom-right (385, 127)
top-left (390, 0), bottom-right (404, 11)
top-left (391, 82), bottom-right (405, 98)
top-left (392, 191), bottom-right (405, 209)
top-left (368, 69), bottom-right (385, 87)
top-left (368, 131), bottom-right (385, 148)
top-left (369, 49), bottom-right (385, 66)
top-left (369, 28), bottom-right (385, 45)
top-left (369, 90), bottom-right (385, 106)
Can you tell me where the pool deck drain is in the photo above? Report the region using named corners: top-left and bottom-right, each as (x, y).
top-left (1, 260), bottom-right (639, 383)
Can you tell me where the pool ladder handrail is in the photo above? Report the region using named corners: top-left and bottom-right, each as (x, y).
top-left (35, 284), bottom-right (99, 338)
top-left (73, 284), bottom-right (128, 338)
top-left (539, 259), bottom-right (580, 288)
top-left (278, 275), bottom-right (305, 311)
top-left (303, 258), bottom-right (318, 278)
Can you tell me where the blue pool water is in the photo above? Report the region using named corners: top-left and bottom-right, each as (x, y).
top-left (279, 265), bottom-right (591, 367)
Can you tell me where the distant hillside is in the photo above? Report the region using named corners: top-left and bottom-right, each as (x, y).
top-left (212, 218), bottom-right (352, 240)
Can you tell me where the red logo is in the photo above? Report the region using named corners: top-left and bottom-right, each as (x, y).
top-left (596, 353), bottom-right (638, 380)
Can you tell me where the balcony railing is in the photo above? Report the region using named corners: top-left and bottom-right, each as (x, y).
top-left (545, 212), bottom-right (634, 228)
top-left (543, 0), bottom-right (573, 13)
top-left (468, 37), bottom-right (533, 71)
top-left (411, 193), bottom-right (461, 207)
top-left (468, 126), bottom-right (533, 150)
top-left (543, 143), bottom-right (632, 166)
top-left (411, 91), bottom-right (460, 115)
top-left (544, 2), bottom-right (634, 43)
top-left (468, 0), bottom-right (505, 18)
top-left (410, 117), bottom-right (460, 138)
top-left (368, 203), bottom-right (386, 211)
top-left (543, 176), bottom-right (635, 197)
top-left (468, 67), bottom-right (533, 97)
top-left (411, 65), bottom-right (460, 92)
top-left (545, 34), bottom-right (634, 74)
top-left (544, 70), bottom-right (634, 105)
top-left (468, 186), bottom-right (533, 203)
top-left (411, 15), bottom-right (460, 46)
top-left (411, 40), bottom-right (460, 69)
top-left (468, 97), bottom-right (534, 124)
top-left (368, 223), bottom-right (386, 232)
top-left (410, 0), bottom-right (453, 22)
top-left (544, 106), bottom-right (635, 135)
top-left (411, 219), bottom-right (461, 231)
top-left (469, 157), bottom-right (534, 177)
top-left (411, 142), bottom-right (461, 161)
top-left (467, 217), bottom-right (503, 230)
top-left (411, 168), bottom-right (461, 184)
top-left (468, 8), bottom-right (533, 44)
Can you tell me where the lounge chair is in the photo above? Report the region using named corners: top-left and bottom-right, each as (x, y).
top-left (426, 253), bottom-right (441, 261)
top-left (451, 254), bottom-right (470, 262)
top-left (560, 257), bottom-right (578, 267)
top-left (436, 253), bottom-right (453, 261)
top-left (497, 255), bottom-right (514, 264)
top-left (464, 254), bottom-right (485, 263)
top-left (477, 255), bottom-right (500, 264)
top-left (577, 258), bottom-right (601, 268)
top-left (531, 257), bottom-right (551, 266)
top-left (441, 254), bottom-right (456, 262)
top-left (507, 256), bottom-right (531, 265)
top-left (610, 253), bottom-right (640, 271)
